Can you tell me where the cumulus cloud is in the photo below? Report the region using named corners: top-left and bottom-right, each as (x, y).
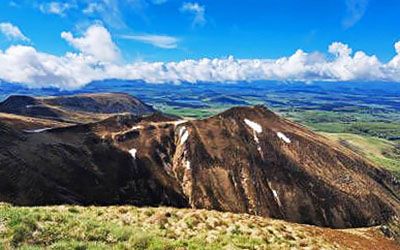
top-left (388, 41), bottom-right (400, 68)
top-left (343, 0), bottom-right (369, 28)
top-left (39, 1), bottom-right (76, 16)
top-left (61, 24), bottom-right (120, 63)
top-left (180, 2), bottom-right (206, 27)
top-left (2, 25), bottom-right (400, 89)
top-left (0, 45), bottom-right (106, 89)
top-left (120, 34), bottom-right (179, 49)
top-left (0, 22), bottom-right (30, 42)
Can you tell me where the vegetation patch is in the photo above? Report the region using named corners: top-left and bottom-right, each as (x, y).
top-left (0, 204), bottom-right (338, 249)
top-left (321, 133), bottom-right (400, 178)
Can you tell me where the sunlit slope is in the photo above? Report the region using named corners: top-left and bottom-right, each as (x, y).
top-left (321, 133), bottom-right (400, 178)
top-left (0, 204), bottom-right (399, 250)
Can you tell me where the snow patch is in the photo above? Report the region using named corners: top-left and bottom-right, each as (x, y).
top-left (181, 130), bottom-right (189, 145)
top-left (272, 189), bottom-right (282, 208)
top-left (131, 125), bottom-right (142, 130)
top-left (244, 119), bottom-right (263, 156)
top-left (129, 148), bottom-right (137, 159)
top-left (178, 126), bottom-right (186, 137)
top-left (185, 160), bottom-right (191, 170)
top-left (23, 127), bottom-right (52, 133)
top-left (244, 119), bottom-right (262, 133)
top-left (179, 126), bottom-right (189, 145)
top-left (277, 132), bottom-right (291, 143)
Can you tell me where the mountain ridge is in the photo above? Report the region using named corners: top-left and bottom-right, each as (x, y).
top-left (0, 94), bottom-right (399, 230)
top-left (0, 93), bottom-right (155, 123)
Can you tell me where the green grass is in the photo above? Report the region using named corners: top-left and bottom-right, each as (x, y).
top-left (155, 105), bottom-right (227, 119)
top-left (321, 133), bottom-right (400, 178)
top-left (284, 110), bottom-right (400, 140)
top-left (0, 204), bottom-right (335, 250)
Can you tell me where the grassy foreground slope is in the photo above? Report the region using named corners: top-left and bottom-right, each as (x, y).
top-left (0, 204), bottom-right (398, 250)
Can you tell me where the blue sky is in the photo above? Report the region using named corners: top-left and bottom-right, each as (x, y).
top-left (0, 0), bottom-right (400, 89)
top-left (1, 0), bottom-right (399, 62)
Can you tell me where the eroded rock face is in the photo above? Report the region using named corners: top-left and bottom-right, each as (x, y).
top-left (0, 103), bottom-right (399, 229)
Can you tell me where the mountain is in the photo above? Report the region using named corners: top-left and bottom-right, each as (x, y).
top-left (0, 94), bottom-right (399, 230)
top-left (0, 93), bottom-right (155, 123)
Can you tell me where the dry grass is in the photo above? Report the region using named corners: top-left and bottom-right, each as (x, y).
top-left (1, 204), bottom-right (398, 250)
top-left (0, 112), bottom-right (72, 130)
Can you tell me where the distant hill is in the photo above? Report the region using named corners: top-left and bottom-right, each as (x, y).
top-left (0, 93), bottom-right (155, 123)
top-left (207, 95), bottom-right (249, 105)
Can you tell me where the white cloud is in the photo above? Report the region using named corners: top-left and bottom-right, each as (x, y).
top-left (0, 45), bottom-right (104, 89)
top-left (39, 1), bottom-right (76, 16)
top-left (180, 2), bottom-right (206, 27)
top-left (2, 25), bottom-right (400, 90)
top-left (343, 0), bottom-right (369, 28)
top-left (83, 3), bottom-right (104, 14)
top-left (120, 34), bottom-right (179, 49)
top-left (388, 41), bottom-right (400, 68)
top-left (0, 22), bottom-right (29, 42)
top-left (61, 24), bottom-right (120, 63)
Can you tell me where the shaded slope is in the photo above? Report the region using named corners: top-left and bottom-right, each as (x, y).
top-left (0, 120), bottom-right (187, 207)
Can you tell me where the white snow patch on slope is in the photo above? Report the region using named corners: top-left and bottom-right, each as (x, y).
top-left (131, 125), bottom-right (142, 130)
top-left (277, 132), bottom-right (291, 143)
top-left (244, 119), bottom-right (263, 156)
top-left (244, 119), bottom-right (262, 133)
top-left (179, 126), bottom-right (189, 145)
top-left (181, 130), bottom-right (189, 145)
top-left (23, 127), bottom-right (52, 133)
top-left (186, 160), bottom-right (191, 170)
top-left (178, 126), bottom-right (185, 137)
top-left (129, 148), bottom-right (137, 159)
top-left (272, 189), bottom-right (282, 208)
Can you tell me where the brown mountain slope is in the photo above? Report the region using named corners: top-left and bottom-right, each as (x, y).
top-left (0, 104), bottom-right (399, 229)
top-left (0, 112), bottom-right (72, 130)
top-left (111, 105), bottom-right (400, 228)
top-left (0, 93), bottom-right (155, 123)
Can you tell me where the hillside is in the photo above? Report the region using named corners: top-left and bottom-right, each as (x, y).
top-left (322, 133), bottom-right (400, 178)
top-left (0, 93), bottom-right (155, 123)
top-left (0, 204), bottom-right (399, 250)
top-left (0, 94), bottom-right (399, 229)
